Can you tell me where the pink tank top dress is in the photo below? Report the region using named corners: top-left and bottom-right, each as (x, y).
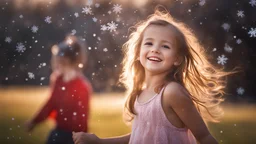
top-left (129, 87), bottom-right (197, 144)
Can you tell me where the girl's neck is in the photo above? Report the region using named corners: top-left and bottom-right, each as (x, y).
top-left (62, 69), bottom-right (80, 83)
top-left (143, 72), bottom-right (167, 91)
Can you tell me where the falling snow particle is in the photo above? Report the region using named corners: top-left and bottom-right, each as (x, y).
top-left (236, 39), bottom-right (242, 44)
top-left (103, 48), bottom-right (108, 52)
top-left (74, 12), bottom-right (79, 18)
top-left (16, 42), bottom-right (26, 53)
top-left (248, 28), bottom-right (256, 37)
top-left (92, 17), bottom-right (97, 22)
top-left (101, 25), bottom-right (108, 31)
top-left (71, 29), bottom-right (76, 35)
top-left (107, 21), bottom-right (118, 32)
top-left (199, 0), bottom-right (206, 6)
top-left (237, 87), bottom-right (245, 95)
top-left (28, 72), bottom-right (35, 79)
top-left (31, 25), bottom-right (39, 33)
top-left (45, 16), bottom-right (52, 24)
top-left (249, 0), bottom-right (256, 7)
top-left (62, 87), bottom-right (66, 90)
top-left (237, 10), bottom-right (245, 18)
top-left (112, 4), bottom-right (122, 14)
top-left (222, 23), bottom-right (230, 32)
top-left (217, 55), bottom-right (228, 65)
top-left (224, 43), bottom-right (233, 53)
top-left (5, 37), bottom-right (12, 43)
top-left (82, 6), bottom-right (92, 15)
top-left (95, 3), bottom-right (100, 8)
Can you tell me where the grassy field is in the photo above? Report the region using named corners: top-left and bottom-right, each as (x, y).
top-left (0, 87), bottom-right (255, 144)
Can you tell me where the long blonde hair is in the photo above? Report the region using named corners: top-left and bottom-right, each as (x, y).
top-left (119, 8), bottom-right (236, 123)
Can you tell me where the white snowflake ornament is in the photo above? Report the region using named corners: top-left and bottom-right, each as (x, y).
top-left (237, 87), bottom-right (245, 95)
top-left (82, 6), bottom-right (92, 15)
top-left (45, 16), bottom-right (52, 24)
top-left (107, 21), bottom-right (118, 32)
top-left (5, 37), bottom-right (12, 43)
top-left (224, 43), bottom-right (233, 53)
top-left (31, 25), bottom-right (39, 33)
top-left (112, 4), bottom-right (122, 14)
top-left (28, 72), bottom-right (35, 79)
top-left (16, 43), bottom-right (26, 53)
top-left (217, 55), bottom-right (228, 65)
top-left (248, 28), bottom-right (256, 37)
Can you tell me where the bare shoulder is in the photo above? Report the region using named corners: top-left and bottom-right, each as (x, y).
top-left (163, 82), bottom-right (193, 107)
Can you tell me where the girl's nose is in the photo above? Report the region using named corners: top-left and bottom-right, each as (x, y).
top-left (151, 46), bottom-right (160, 53)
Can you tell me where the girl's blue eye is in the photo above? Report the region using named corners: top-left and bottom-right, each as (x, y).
top-left (144, 42), bottom-right (152, 45)
top-left (163, 45), bottom-right (170, 49)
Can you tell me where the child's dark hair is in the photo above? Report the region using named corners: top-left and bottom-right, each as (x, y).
top-left (51, 35), bottom-right (87, 69)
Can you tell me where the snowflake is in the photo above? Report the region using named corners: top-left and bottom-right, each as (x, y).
top-left (92, 17), bottom-right (97, 22)
top-left (45, 16), bottom-right (52, 24)
top-left (71, 29), bottom-right (76, 35)
top-left (5, 37), bottom-right (12, 43)
top-left (95, 3), bottom-right (100, 8)
top-left (222, 23), bottom-right (230, 31)
top-left (16, 42), bottom-right (26, 53)
top-left (217, 55), bottom-right (228, 65)
top-left (112, 4), bottom-right (122, 14)
top-left (237, 10), bottom-right (245, 18)
top-left (199, 0), bottom-right (206, 6)
top-left (101, 25), bottom-right (108, 31)
top-left (82, 6), bottom-right (92, 15)
top-left (31, 25), bottom-right (38, 33)
top-left (236, 39), bottom-right (242, 44)
top-left (19, 15), bottom-right (23, 19)
top-left (237, 87), bottom-right (245, 95)
top-left (28, 72), bottom-right (35, 79)
top-left (87, 0), bottom-right (93, 6)
top-left (224, 43), bottom-right (233, 53)
top-left (103, 48), bottom-right (108, 52)
top-left (38, 63), bottom-right (46, 68)
top-left (248, 28), bottom-right (256, 37)
top-left (74, 12), bottom-right (79, 18)
top-left (40, 77), bottom-right (45, 81)
top-left (249, 0), bottom-right (256, 7)
top-left (107, 21), bottom-right (118, 32)
top-left (212, 48), bottom-right (217, 52)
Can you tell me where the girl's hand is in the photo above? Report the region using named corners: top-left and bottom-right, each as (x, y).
top-left (72, 132), bottom-right (101, 144)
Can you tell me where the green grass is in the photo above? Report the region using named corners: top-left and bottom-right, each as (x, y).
top-left (0, 87), bottom-right (255, 144)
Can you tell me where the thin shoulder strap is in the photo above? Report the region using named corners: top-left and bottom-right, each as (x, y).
top-left (159, 85), bottom-right (167, 96)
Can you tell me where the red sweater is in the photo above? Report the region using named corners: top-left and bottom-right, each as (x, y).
top-left (32, 75), bottom-right (92, 132)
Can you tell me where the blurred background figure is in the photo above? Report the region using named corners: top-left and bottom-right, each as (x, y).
top-left (24, 35), bottom-right (92, 144)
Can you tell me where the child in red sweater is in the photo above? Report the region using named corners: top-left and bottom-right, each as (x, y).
top-left (25, 35), bottom-right (92, 144)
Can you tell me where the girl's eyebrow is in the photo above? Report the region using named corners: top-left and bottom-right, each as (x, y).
top-left (144, 38), bottom-right (153, 41)
top-left (161, 40), bottom-right (173, 45)
top-left (143, 38), bottom-right (173, 45)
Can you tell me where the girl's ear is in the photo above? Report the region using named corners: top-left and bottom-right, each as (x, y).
top-left (174, 56), bottom-right (183, 66)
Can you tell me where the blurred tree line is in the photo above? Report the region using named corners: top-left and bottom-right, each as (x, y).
top-left (0, 0), bottom-right (255, 102)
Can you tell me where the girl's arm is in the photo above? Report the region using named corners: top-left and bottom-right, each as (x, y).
top-left (99, 134), bottom-right (130, 144)
top-left (72, 132), bottom-right (130, 144)
top-left (164, 82), bottom-right (218, 144)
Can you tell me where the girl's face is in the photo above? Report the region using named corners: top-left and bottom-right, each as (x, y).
top-left (139, 24), bottom-right (181, 75)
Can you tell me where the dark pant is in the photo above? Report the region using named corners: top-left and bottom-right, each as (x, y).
top-left (46, 128), bottom-right (74, 144)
